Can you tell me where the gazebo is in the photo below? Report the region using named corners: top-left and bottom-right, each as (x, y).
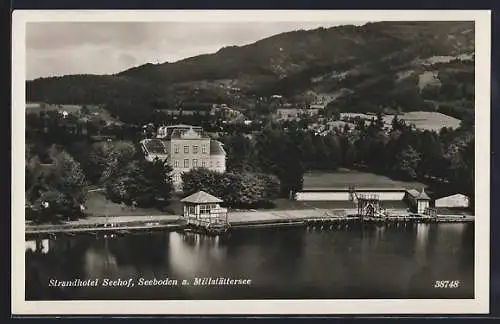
top-left (180, 191), bottom-right (228, 227)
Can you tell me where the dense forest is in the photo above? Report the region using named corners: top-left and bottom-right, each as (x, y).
top-left (222, 115), bottom-right (473, 201)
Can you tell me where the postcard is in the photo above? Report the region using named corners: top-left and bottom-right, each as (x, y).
top-left (12, 9), bottom-right (491, 315)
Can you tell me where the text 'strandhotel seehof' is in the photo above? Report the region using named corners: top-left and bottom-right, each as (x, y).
top-left (48, 277), bottom-right (252, 288)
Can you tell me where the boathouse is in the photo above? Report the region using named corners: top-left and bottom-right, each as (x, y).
top-left (435, 193), bottom-right (470, 208)
top-left (180, 191), bottom-right (229, 226)
top-left (405, 188), bottom-right (431, 214)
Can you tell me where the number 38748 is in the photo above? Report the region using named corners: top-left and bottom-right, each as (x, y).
top-left (434, 280), bottom-right (460, 288)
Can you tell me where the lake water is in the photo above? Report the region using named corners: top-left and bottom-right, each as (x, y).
top-left (25, 222), bottom-right (474, 300)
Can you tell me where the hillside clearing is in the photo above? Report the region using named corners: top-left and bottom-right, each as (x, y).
top-left (340, 111), bottom-right (461, 132)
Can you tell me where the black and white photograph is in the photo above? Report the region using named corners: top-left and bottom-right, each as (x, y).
top-left (12, 10), bottom-right (490, 315)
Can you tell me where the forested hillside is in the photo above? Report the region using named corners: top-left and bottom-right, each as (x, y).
top-left (26, 21), bottom-right (475, 123)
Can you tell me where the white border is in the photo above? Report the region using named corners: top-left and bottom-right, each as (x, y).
top-left (12, 10), bottom-right (491, 315)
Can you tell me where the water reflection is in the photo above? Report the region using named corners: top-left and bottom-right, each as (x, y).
top-left (25, 239), bottom-right (50, 254)
top-left (83, 246), bottom-right (118, 278)
top-left (25, 223), bottom-right (474, 300)
top-left (169, 232), bottom-right (228, 277)
top-left (415, 223), bottom-right (430, 265)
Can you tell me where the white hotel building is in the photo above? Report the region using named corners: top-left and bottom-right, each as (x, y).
top-left (140, 125), bottom-right (226, 190)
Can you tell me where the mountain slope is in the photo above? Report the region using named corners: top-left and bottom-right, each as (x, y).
top-left (26, 21), bottom-right (475, 122)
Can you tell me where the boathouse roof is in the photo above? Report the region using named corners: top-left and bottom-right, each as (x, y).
top-left (300, 186), bottom-right (408, 192)
top-left (181, 191), bottom-right (223, 204)
top-left (406, 188), bottom-right (430, 200)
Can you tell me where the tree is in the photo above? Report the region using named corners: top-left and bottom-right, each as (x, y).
top-left (343, 141), bottom-right (358, 167)
top-left (182, 168), bottom-right (281, 208)
top-left (312, 135), bottom-right (329, 170)
top-left (256, 173), bottom-right (281, 200)
top-left (254, 129), bottom-right (305, 197)
top-left (83, 141), bottom-right (114, 183)
top-left (47, 148), bottom-right (88, 201)
top-left (26, 147), bottom-right (88, 223)
top-left (460, 140), bottom-right (475, 209)
top-left (222, 134), bottom-right (256, 172)
top-left (105, 158), bottom-right (174, 208)
top-left (298, 132), bottom-right (316, 170)
top-left (94, 141), bottom-right (137, 185)
top-left (417, 131), bottom-right (444, 178)
top-left (80, 105), bottom-right (90, 115)
top-left (342, 123), bottom-right (351, 134)
top-left (181, 168), bottom-right (226, 198)
top-left (34, 189), bottom-right (82, 223)
top-left (392, 145), bottom-right (422, 179)
top-left (322, 135), bottom-right (342, 170)
top-left (374, 111), bottom-right (385, 132)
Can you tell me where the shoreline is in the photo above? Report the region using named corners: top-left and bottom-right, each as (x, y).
top-left (25, 208), bottom-right (474, 237)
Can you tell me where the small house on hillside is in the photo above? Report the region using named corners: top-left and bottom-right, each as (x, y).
top-left (181, 191), bottom-right (228, 227)
top-left (405, 188), bottom-right (430, 214)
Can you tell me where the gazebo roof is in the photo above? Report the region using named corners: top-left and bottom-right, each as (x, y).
top-left (180, 190), bottom-right (223, 204)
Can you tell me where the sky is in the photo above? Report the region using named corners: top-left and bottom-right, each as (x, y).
top-left (26, 21), bottom-right (366, 80)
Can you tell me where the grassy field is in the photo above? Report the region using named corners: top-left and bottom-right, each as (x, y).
top-left (303, 168), bottom-right (425, 189)
top-left (340, 111), bottom-right (461, 131)
top-left (86, 105), bottom-right (118, 123)
top-left (84, 191), bottom-right (174, 217)
top-left (386, 111), bottom-right (461, 131)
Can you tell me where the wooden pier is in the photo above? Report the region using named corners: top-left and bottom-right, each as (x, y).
top-left (25, 221), bottom-right (185, 239)
top-left (229, 211), bottom-right (474, 230)
top-left (183, 220), bottom-right (231, 236)
top-left (25, 205), bottom-right (474, 239)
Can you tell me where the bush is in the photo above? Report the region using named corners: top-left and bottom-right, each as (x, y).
top-left (181, 168), bottom-right (281, 209)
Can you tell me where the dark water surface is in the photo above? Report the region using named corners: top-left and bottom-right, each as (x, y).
top-left (25, 222), bottom-right (474, 300)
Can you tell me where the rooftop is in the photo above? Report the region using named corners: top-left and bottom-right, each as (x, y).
top-left (164, 124), bottom-right (202, 129)
top-left (300, 186), bottom-right (408, 192)
top-left (210, 140), bottom-right (225, 155)
top-left (142, 139), bottom-right (169, 155)
top-left (171, 128), bottom-right (207, 139)
top-left (407, 188), bottom-right (431, 200)
top-left (435, 193), bottom-right (469, 200)
top-left (181, 190), bottom-right (223, 204)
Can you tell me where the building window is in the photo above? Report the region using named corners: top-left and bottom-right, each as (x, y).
top-left (174, 144), bottom-right (179, 153)
top-left (174, 160), bottom-right (179, 167)
top-left (192, 159), bottom-right (198, 168)
top-left (202, 160), bottom-right (206, 167)
top-left (216, 161), bottom-right (221, 168)
top-left (193, 145), bottom-right (199, 154)
top-left (202, 144), bottom-right (208, 154)
top-left (200, 204), bottom-right (211, 215)
top-left (184, 159), bottom-right (189, 168)
top-left (184, 145), bottom-right (189, 154)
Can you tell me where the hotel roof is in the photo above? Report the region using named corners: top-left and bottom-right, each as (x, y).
top-left (164, 124), bottom-right (202, 129)
top-left (181, 191), bottom-right (223, 204)
top-left (210, 140), bottom-right (225, 155)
